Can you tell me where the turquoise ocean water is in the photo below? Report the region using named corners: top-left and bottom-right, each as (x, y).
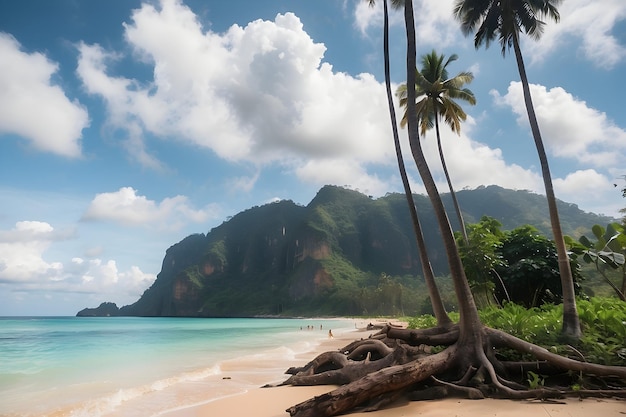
top-left (0, 317), bottom-right (355, 417)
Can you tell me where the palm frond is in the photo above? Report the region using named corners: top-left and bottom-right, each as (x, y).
top-left (397, 49), bottom-right (475, 137)
top-left (455, 0), bottom-right (561, 55)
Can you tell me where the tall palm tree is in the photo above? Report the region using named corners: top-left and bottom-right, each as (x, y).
top-left (453, 0), bottom-right (581, 340)
top-left (367, 0), bottom-right (451, 326)
top-left (397, 50), bottom-right (476, 243)
top-left (400, 0), bottom-right (482, 344)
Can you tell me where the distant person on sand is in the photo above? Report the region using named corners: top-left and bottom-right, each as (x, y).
top-left (328, 329), bottom-right (333, 338)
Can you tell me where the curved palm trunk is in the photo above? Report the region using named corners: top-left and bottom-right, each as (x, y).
top-left (511, 32), bottom-right (581, 340)
top-left (382, 0), bottom-right (451, 326)
top-left (433, 109), bottom-right (468, 244)
top-left (403, 0), bottom-right (480, 343)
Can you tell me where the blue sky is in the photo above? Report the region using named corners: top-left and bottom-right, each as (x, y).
top-left (1, 0), bottom-right (625, 316)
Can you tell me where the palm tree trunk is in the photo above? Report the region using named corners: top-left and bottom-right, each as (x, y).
top-left (512, 32), bottom-right (581, 340)
top-left (403, 0), bottom-right (480, 343)
top-left (433, 110), bottom-right (468, 244)
top-left (382, 0), bottom-right (451, 326)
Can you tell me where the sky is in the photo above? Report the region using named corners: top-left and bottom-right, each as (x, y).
top-left (1, 0), bottom-right (625, 316)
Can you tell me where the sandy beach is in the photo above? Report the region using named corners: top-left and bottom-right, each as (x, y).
top-left (162, 321), bottom-right (626, 417)
top-left (166, 387), bottom-right (625, 417)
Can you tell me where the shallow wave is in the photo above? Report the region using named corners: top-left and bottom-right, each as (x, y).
top-left (29, 365), bottom-right (224, 417)
top-left (40, 342), bottom-right (316, 417)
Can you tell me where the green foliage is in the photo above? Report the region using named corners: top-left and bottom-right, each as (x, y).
top-left (460, 217), bottom-right (583, 308)
top-left (526, 371), bottom-right (545, 389)
top-left (306, 186), bottom-right (369, 243)
top-left (457, 216), bottom-right (506, 306)
top-left (397, 49), bottom-right (475, 134)
top-left (566, 223), bottom-right (626, 300)
top-left (361, 273), bottom-right (403, 316)
top-left (474, 298), bottom-right (626, 366)
top-left (479, 302), bottom-right (562, 345)
top-left (184, 265), bottom-right (205, 289)
top-left (205, 240), bottom-right (227, 268)
top-left (321, 253), bottom-right (370, 286)
top-left (577, 298), bottom-right (626, 365)
top-left (580, 223), bottom-right (625, 266)
top-left (408, 311), bottom-right (459, 329)
top-left (308, 206), bottom-right (339, 238)
top-left (411, 298), bottom-right (626, 367)
top-left (495, 225), bottom-right (583, 308)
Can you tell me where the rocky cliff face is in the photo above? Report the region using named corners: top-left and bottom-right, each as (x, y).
top-left (79, 185), bottom-right (615, 317)
top-left (119, 233), bottom-right (209, 316)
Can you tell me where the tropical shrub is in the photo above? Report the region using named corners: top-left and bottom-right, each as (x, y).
top-left (566, 223), bottom-right (626, 300)
top-left (495, 225), bottom-right (583, 308)
top-left (458, 218), bottom-right (583, 308)
top-left (410, 297), bottom-right (625, 366)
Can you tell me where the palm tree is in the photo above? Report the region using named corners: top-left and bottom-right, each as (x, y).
top-left (402, 0), bottom-right (481, 347)
top-left (397, 50), bottom-right (476, 243)
top-left (453, 0), bottom-right (580, 340)
top-left (367, 0), bottom-right (451, 326)
top-left (369, 0), bottom-right (482, 345)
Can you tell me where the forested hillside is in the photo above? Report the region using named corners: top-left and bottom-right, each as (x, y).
top-left (78, 185), bottom-right (614, 317)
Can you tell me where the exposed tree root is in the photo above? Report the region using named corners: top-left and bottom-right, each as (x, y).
top-left (286, 349), bottom-right (455, 417)
top-left (278, 324), bottom-right (626, 417)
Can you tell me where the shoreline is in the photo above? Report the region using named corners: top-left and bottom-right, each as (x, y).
top-left (158, 320), bottom-right (389, 417)
top-left (1, 317), bottom-right (360, 417)
top-left (161, 320), bottom-right (626, 417)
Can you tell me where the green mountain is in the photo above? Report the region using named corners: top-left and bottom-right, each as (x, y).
top-left (77, 185), bottom-right (615, 318)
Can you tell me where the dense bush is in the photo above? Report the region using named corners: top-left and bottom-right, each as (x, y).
top-left (409, 297), bottom-right (626, 367)
top-left (458, 217), bottom-right (583, 308)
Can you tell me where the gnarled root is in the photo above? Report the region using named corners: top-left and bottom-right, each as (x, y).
top-left (278, 339), bottom-right (426, 387)
top-left (286, 349), bottom-right (455, 417)
top-left (278, 325), bottom-right (626, 417)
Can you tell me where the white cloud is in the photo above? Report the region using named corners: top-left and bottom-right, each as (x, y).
top-left (0, 33), bottom-right (89, 157)
top-left (295, 158), bottom-right (390, 197)
top-left (82, 187), bottom-right (218, 229)
top-left (354, 1), bottom-right (382, 35)
top-left (554, 169), bottom-right (612, 199)
top-left (0, 221), bottom-right (63, 283)
top-left (354, 0), bottom-right (459, 47)
top-left (226, 171), bottom-right (261, 193)
top-left (419, 126), bottom-right (543, 193)
top-left (553, 169), bottom-right (620, 217)
top-left (67, 258), bottom-right (155, 296)
top-left (0, 221), bottom-right (155, 298)
top-left (76, 42), bottom-right (165, 170)
top-left (412, 0), bottom-right (459, 47)
top-left (526, 0), bottom-right (626, 68)
top-left (76, 0), bottom-right (395, 175)
top-left (0, 220), bottom-right (71, 243)
top-left (386, 110), bottom-right (544, 196)
top-left (491, 82), bottom-right (626, 166)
